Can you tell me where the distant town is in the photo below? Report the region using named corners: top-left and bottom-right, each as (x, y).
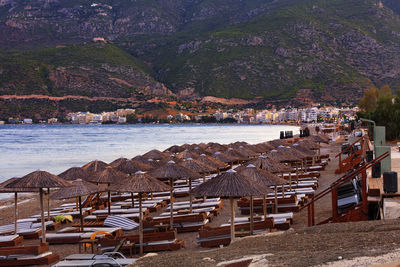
top-left (1, 106), bottom-right (358, 125)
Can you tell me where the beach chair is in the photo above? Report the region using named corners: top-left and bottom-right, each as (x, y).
top-left (0, 251), bottom-right (59, 266)
top-left (52, 252), bottom-right (135, 267)
top-left (0, 235), bottom-right (23, 247)
top-left (104, 216), bottom-right (139, 231)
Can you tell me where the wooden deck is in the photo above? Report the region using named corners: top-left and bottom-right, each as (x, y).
top-left (368, 176), bottom-right (383, 202)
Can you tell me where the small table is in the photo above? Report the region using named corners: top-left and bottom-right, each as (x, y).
top-left (122, 242), bottom-right (136, 257)
top-left (79, 238), bottom-right (98, 254)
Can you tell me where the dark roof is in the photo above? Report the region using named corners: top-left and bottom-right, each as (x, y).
top-left (150, 161), bottom-right (200, 181)
top-left (58, 167), bottom-right (90, 181)
top-left (82, 160), bottom-right (109, 173)
top-left (51, 179), bottom-right (104, 199)
top-left (237, 165), bottom-right (287, 187)
top-left (86, 166), bottom-right (127, 184)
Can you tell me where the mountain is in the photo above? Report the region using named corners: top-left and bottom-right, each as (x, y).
top-left (1, 0), bottom-right (400, 107)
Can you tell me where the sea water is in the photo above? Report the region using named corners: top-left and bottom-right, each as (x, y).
top-left (0, 124), bottom-right (299, 186)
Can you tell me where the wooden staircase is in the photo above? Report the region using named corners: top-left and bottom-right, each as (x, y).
top-left (335, 136), bottom-right (368, 174)
top-left (301, 151), bottom-right (389, 227)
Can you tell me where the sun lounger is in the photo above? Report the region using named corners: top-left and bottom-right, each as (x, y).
top-left (0, 251), bottom-right (59, 266)
top-left (122, 230), bottom-right (184, 253)
top-left (104, 216), bottom-right (139, 231)
top-left (0, 242), bottom-right (49, 256)
top-left (0, 235), bottom-right (23, 247)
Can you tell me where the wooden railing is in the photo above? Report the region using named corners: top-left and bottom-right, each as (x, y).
top-left (335, 136), bottom-right (367, 174)
top-left (301, 151), bottom-right (389, 226)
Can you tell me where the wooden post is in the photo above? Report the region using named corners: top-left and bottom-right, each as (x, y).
top-left (230, 197), bottom-right (235, 243)
top-left (170, 179), bottom-right (174, 230)
top-left (79, 196), bottom-right (83, 232)
top-left (311, 196), bottom-right (315, 226)
top-left (289, 172), bottom-right (292, 191)
top-left (250, 196), bottom-right (254, 235)
top-left (263, 195), bottom-right (267, 221)
top-left (107, 191), bottom-right (111, 215)
top-left (362, 170), bottom-right (368, 214)
top-left (76, 197), bottom-right (79, 211)
top-left (189, 178), bottom-right (193, 212)
top-left (296, 162), bottom-right (299, 183)
top-left (14, 192), bottom-right (17, 235)
top-left (332, 187), bottom-right (338, 219)
top-left (47, 188), bottom-right (50, 221)
top-left (40, 188), bottom-right (46, 243)
top-left (139, 193), bottom-right (144, 256)
top-left (274, 186), bottom-right (278, 214)
top-left (131, 193), bottom-right (135, 208)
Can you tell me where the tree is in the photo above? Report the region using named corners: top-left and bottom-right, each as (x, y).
top-left (359, 87), bottom-right (379, 112)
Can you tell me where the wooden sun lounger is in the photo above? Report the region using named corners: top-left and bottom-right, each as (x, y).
top-left (53, 258), bottom-right (135, 266)
top-left (198, 220), bottom-right (273, 248)
top-left (18, 228), bottom-right (42, 239)
top-left (0, 242), bottom-right (49, 256)
top-left (121, 230), bottom-right (184, 253)
top-left (0, 251), bottom-right (59, 266)
top-left (0, 235), bottom-right (23, 247)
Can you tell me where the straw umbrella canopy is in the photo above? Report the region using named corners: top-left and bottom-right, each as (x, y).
top-left (191, 169), bottom-right (269, 241)
top-left (187, 146), bottom-right (207, 156)
top-left (178, 158), bottom-right (215, 210)
top-left (164, 145), bottom-right (185, 154)
top-left (298, 139), bottom-right (319, 150)
top-left (0, 178), bottom-right (39, 234)
top-left (176, 150), bottom-right (198, 160)
top-left (235, 145), bottom-right (258, 158)
top-left (266, 149), bottom-right (299, 163)
top-left (267, 139), bottom-right (290, 148)
top-left (58, 167), bottom-right (90, 181)
top-left (238, 164), bottom-right (287, 218)
top-left (86, 166), bottom-right (128, 215)
top-left (116, 159), bottom-right (154, 174)
top-left (142, 149), bottom-right (169, 160)
top-left (292, 143), bottom-right (316, 157)
top-left (82, 160), bottom-right (109, 173)
top-left (212, 151), bottom-right (238, 165)
top-left (132, 156), bottom-right (162, 168)
top-left (196, 154), bottom-right (228, 172)
top-left (309, 134), bottom-right (329, 144)
top-left (250, 155), bottom-right (292, 173)
top-left (109, 171), bottom-right (171, 255)
top-left (5, 171), bottom-right (72, 243)
top-left (51, 179), bottom-right (104, 232)
top-left (109, 157), bottom-right (130, 168)
top-left (225, 148), bottom-right (248, 162)
top-left (150, 161), bottom-right (200, 228)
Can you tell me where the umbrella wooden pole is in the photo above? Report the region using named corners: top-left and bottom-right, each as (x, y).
top-left (230, 197), bottom-right (235, 242)
top-left (169, 179), bottom-right (174, 230)
top-left (296, 162), bottom-right (299, 183)
top-left (289, 172), bottom-right (292, 192)
top-left (312, 156), bottom-right (315, 166)
top-left (14, 193), bottom-right (17, 235)
top-left (79, 196), bottom-right (83, 232)
top-left (151, 192), bottom-right (153, 200)
top-left (107, 191), bottom-right (111, 215)
top-left (47, 188), bottom-right (50, 221)
top-left (139, 193), bottom-right (143, 256)
top-left (250, 196), bottom-right (254, 235)
top-left (75, 197), bottom-right (79, 211)
top-left (274, 186), bottom-right (278, 214)
top-left (189, 178), bottom-right (193, 212)
top-left (40, 188), bottom-right (46, 243)
top-left (263, 195), bottom-right (267, 221)
top-left (131, 193), bottom-right (135, 208)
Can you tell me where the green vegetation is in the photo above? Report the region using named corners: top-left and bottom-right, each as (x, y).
top-left (357, 85), bottom-right (400, 140)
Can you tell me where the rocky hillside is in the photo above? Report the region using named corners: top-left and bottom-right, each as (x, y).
top-left (0, 43), bottom-right (171, 98)
top-left (1, 0), bottom-right (400, 104)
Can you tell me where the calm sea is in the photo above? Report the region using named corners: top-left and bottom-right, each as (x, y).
top-left (0, 124), bottom-right (298, 186)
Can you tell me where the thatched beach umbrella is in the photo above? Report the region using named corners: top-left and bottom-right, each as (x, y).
top-left (132, 156), bottom-right (162, 168)
top-left (176, 150), bottom-right (198, 160)
top-left (0, 178), bottom-right (39, 234)
top-left (192, 169), bottom-right (269, 241)
top-left (213, 151), bottom-right (238, 165)
top-left (164, 145), bottom-right (185, 154)
top-left (150, 161), bottom-right (200, 228)
top-left (109, 157), bottom-right (130, 168)
top-left (178, 158), bottom-right (215, 210)
top-left (196, 154), bottom-right (227, 172)
top-left (58, 167), bottom-right (90, 181)
top-left (267, 139), bottom-right (290, 148)
top-left (5, 171), bottom-right (72, 243)
top-left (238, 164), bottom-right (287, 220)
top-left (235, 145), bottom-right (258, 158)
top-left (86, 166), bottom-right (127, 215)
top-left (225, 148), bottom-right (248, 162)
top-left (142, 149), bottom-right (169, 160)
top-left (109, 171), bottom-right (171, 255)
top-left (82, 160), bottom-right (109, 173)
top-left (116, 159), bottom-right (153, 174)
top-left (51, 179), bottom-right (103, 232)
